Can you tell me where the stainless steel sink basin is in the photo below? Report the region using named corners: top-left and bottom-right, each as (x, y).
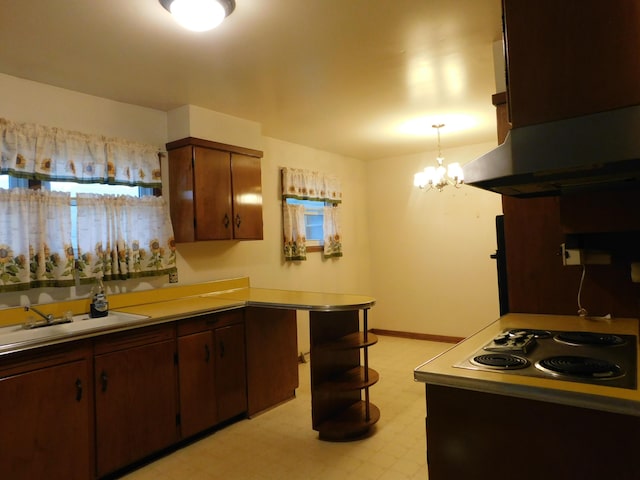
top-left (1, 310), bottom-right (151, 354)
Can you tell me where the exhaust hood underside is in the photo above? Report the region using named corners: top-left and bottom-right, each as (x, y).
top-left (463, 105), bottom-right (640, 197)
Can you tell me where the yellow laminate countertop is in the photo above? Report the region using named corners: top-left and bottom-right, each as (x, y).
top-left (0, 282), bottom-right (375, 356)
top-left (414, 313), bottom-right (640, 417)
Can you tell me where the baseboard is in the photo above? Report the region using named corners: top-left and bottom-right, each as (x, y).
top-left (370, 328), bottom-right (463, 344)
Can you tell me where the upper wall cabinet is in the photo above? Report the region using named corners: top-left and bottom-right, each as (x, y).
top-left (166, 137), bottom-right (264, 242)
top-left (504, 0), bottom-right (640, 128)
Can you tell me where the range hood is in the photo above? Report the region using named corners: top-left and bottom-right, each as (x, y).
top-left (463, 105), bottom-right (640, 197)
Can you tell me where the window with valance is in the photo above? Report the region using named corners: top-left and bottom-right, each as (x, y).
top-left (281, 167), bottom-right (343, 261)
top-left (0, 118), bottom-right (176, 292)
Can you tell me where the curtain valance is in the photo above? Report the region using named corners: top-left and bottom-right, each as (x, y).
top-left (0, 118), bottom-right (162, 187)
top-left (281, 167), bottom-right (342, 203)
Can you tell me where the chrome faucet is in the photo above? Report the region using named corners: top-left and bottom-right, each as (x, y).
top-left (24, 306), bottom-right (54, 324)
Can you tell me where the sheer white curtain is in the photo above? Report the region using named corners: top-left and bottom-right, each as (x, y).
top-left (323, 206), bottom-right (343, 258)
top-left (0, 189), bottom-right (73, 291)
top-left (76, 194), bottom-right (176, 282)
top-left (282, 203), bottom-right (307, 261)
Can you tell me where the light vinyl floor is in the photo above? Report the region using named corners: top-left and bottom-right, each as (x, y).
top-left (122, 336), bottom-right (451, 480)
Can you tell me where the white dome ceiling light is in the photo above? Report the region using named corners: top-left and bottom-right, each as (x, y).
top-left (159, 0), bottom-right (236, 32)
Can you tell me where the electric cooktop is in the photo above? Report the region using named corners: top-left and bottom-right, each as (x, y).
top-left (454, 329), bottom-right (637, 390)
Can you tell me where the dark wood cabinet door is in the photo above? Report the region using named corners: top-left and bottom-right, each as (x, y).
top-left (231, 153), bottom-right (263, 240)
top-left (504, 0), bottom-right (640, 128)
top-left (94, 339), bottom-right (178, 478)
top-left (245, 307), bottom-right (298, 416)
top-left (178, 331), bottom-right (217, 437)
top-left (167, 145), bottom-right (195, 243)
top-left (0, 360), bottom-right (92, 480)
top-left (215, 323), bottom-right (248, 421)
top-left (426, 384), bottom-right (640, 479)
top-left (167, 138), bottom-right (263, 242)
top-left (194, 146), bottom-right (233, 240)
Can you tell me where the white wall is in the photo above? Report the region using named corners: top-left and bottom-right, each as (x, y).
top-left (0, 73), bottom-right (166, 145)
top-left (367, 144), bottom-right (504, 337)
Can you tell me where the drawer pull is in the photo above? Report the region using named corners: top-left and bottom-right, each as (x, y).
top-left (75, 378), bottom-right (83, 402)
top-left (101, 371), bottom-right (108, 392)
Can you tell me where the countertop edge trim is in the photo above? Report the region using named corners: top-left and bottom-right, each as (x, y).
top-left (413, 371), bottom-right (640, 417)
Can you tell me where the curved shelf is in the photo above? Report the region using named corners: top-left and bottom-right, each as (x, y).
top-left (316, 401), bottom-right (380, 441)
top-left (317, 367), bottom-right (379, 392)
top-left (316, 332), bottom-right (378, 351)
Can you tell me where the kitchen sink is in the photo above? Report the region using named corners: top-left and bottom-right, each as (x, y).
top-left (0, 310), bottom-right (150, 354)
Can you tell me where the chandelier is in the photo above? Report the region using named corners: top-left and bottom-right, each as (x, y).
top-left (413, 124), bottom-right (464, 191)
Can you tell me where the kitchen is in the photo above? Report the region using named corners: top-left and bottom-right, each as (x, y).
top-left (1, 0), bottom-right (639, 479)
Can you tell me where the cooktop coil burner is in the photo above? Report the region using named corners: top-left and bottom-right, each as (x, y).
top-left (536, 356), bottom-right (624, 379)
top-left (554, 331), bottom-right (626, 347)
top-left (471, 353), bottom-right (530, 370)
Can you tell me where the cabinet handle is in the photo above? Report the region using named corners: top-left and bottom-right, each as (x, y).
top-left (101, 371), bottom-right (108, 392)
top-left (205, 344), bottom-right (211, 363)
top-left (75, 378), bottom-right (83, 402)
top-left (223, 213), bottom-right (230, 229)
top-left (219, 341), bottom-right (225, 358)
top-left (235, 214), bottom-right (241, 228)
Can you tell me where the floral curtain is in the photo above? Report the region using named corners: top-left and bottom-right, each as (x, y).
top-left (281, 167), bottom-right (342, 203)
top-left (282, 203), bottom-right (307, 261)
top-left (281, 167), bottom-right (344, 261)
top-left (323, 205), bottom-right (343, 258)
top-left (0, 118), bottom-right (162, 187)
top-left (76, 194), bottom-right (176, 282)
top-left (0, 189), bottom-right (74, 291)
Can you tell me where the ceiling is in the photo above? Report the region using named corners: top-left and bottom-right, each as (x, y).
top-left (0, 0), bottom-right (503, 160)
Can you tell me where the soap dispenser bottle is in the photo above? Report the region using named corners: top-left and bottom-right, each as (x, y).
top-left (90, 275), bottom-right (109, 318)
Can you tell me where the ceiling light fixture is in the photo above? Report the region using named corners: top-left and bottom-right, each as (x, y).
top-left (413, 124), bottom-right (464, 192)
top-left (159, 0), bottom-right (236, 32)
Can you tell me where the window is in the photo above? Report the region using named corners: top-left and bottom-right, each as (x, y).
top-left (285, 198), bottom-right (325, 247)
top-left (0, 175), bottom-right (27, 189)
top-left (281, 167), bottom-right (343, 260)
top-left (48, 181), bottom-right (145, 197)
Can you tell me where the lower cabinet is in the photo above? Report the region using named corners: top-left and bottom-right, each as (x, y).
top-left (177, 330), bottom-right (218, 437)
top-left (215, 322), bottom-right (248, 421)
top-left (425, 384), bottom-right (640, 479)
top-left (245, 307), bottom-right (299, 416)
top-left (0, 306), bottom-right (294, 479)
top-left (94, 324), bottom-right (179, 478)
top-left (177, 310), bottom-right (247, 439)
top-left (0, 342), bottom-right (93, 480)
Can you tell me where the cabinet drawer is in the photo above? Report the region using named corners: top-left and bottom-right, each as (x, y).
top-left (177, 309), bottom-right (244, 336)
top-left (0, 340), bottom-right (91, 377)
top-left (94, 323), bottom-right (175, 355)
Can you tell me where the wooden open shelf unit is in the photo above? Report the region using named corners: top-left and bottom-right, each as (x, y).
top-left (309, 308), bottom-right (379, 441)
